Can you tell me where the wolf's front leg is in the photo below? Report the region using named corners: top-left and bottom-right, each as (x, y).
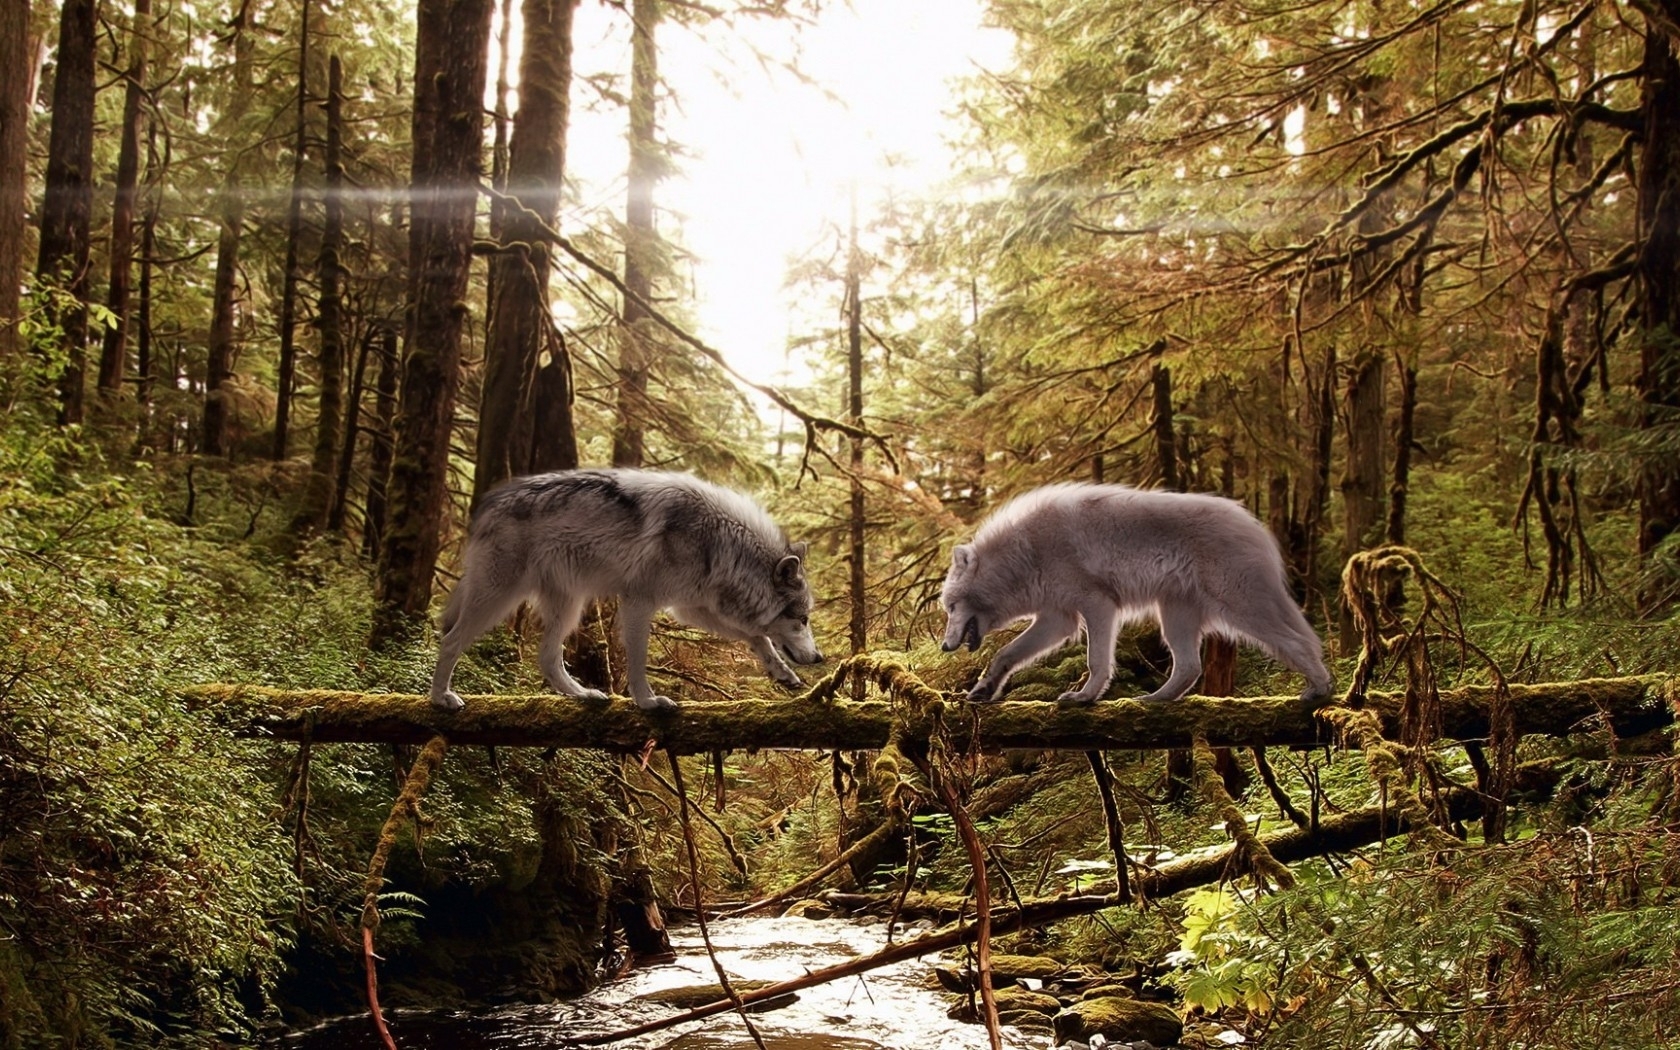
top-left (618, 599), bottom-right (677, 711)
top-left (749, 636), bottom-right (802, 688)
top-left (967, 610), bottom-right (1078, 702)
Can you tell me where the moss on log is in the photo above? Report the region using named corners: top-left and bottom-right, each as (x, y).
top-left (183, 670), bottom-right (1675, 754)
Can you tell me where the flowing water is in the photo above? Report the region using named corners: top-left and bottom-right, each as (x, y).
top-left (275, 916), bottom-right (1050, 1049)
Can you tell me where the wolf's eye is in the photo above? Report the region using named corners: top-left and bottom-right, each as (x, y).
top-left (800, 615), bottom-right (809, 626)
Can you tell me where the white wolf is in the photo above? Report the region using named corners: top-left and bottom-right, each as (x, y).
top-left (939, 483), bottom-right (1332, 704)
top-left (430, 469), bottom-right (824, 711)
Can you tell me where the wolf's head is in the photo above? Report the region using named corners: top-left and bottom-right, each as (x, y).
top-left (760, 541), bottom-right (823, 666)
top-left (939, 544), bottom-right (995, 653)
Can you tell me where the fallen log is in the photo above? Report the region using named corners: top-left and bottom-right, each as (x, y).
top-left (185, 670), bottom-right (1675, 755)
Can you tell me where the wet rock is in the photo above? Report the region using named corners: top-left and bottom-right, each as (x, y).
top-left (936, 953), bottom-right (1067, 991)
top-left (780, 899), bottom-right (834, 920)
top-left (1053, 996), bottom-right (1182, 1047)
top-left (991, 954), bottom-right (1068, 982)
top-left (637, 980), bottom-right (796, 1014)
top-left (1079, 983), bottom-right (1138, 1001)
top-left (999, 1009), bottom-right (1056, 1031)
top-left (993, 986), bottom-right (1062, 1015)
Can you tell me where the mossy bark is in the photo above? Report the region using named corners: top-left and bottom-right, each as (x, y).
top-left (188, 669), bottom-right (1675, 754)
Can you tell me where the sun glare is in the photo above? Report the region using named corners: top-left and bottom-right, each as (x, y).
top-left (563, 0), bottom-right (1011, 389)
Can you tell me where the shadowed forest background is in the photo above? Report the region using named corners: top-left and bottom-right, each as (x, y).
top-left (4, 0), bottom-right (1680, 1045)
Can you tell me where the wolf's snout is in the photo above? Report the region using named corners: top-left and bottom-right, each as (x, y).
top-left (942, 616), bottom-right (981, 652)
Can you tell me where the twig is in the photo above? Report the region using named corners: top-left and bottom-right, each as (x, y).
top-left (640, 760), bottom-right (749, 876)
top-left (1191, 732), bottom-right (1296, 891)
top-left (358, 734), bottom-right (448, 1050)
top-left (929, 764), bottom-right (1002, 1050)
top-left (718, 815), bottom-right (902, 918)
top-left (665, 750), bottom-right (768, 1050)
top-left (1085, 750), bottom-right (1134, 902)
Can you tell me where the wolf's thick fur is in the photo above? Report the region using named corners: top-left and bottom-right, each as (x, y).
top-left (430, 469), bottom-right (823, 711)
top-left (939, 483), bottom-right (1332, 704)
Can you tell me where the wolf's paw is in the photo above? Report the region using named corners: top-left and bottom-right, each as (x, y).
top-left (965, 681), bottom-right (1004, 704)
top-left (432, 690), bottom-right (465, 711)
top-left (771, 666), bottom-right (803, 688)
top-left (634, 693), bottom-right (679, 712)
top-left (1056, 689), bottom-right (1100, 705)
top-left (567, 687), bottom-right (610, 703)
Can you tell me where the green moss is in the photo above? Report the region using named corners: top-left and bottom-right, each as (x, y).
top-left (1052, 996), bottom-right (1182, 1046)
top-left (992, 986), bottom-right (1062, 1014)
top-left (637, 980), bottom-right (781, 1010)
top-left (988, 954), bottom-right (1068, 981)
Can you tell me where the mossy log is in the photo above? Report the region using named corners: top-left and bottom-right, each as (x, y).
top-left (184, 673), bottom-right (1675, 754)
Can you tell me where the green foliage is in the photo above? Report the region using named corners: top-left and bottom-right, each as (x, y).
top-left (0, 430), bottom-right (304, 1042)
top-left (1164, 888), bottom-right (1280, 1015)
top-left (0, 415), bottom-right (618, 1042)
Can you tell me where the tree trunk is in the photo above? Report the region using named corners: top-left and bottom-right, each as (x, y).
top-left (611, 0), bottom-right (662, 469)
top-left (362, 325), bottom-right (399, 561)
top-left (1299, 344), bottom-right (1337, 607)
top-left (34, 0), bottom-right (96, 426)
top-left (370, 0), bottom-right (494, 647)
top-left (135, 159), bottom-right (157, 432)
top-left (1151, 362), bottom-right (1179, 491)
top-left (1635, 5), bottom-right (1680, 613)
top-left (294, 54), bottom-right (346, 535)
top-left (201, 181), bottom-right (243, 457)
top-left (1387, 349), bottom-right (1418, 547)
top-left (272, 0), bottom-right (313, 462)
top-left (847, 197), bottom-right (866, 656)
top-left (331, 329), bottom-right (372, 534)
top-left (0, 0), bottom-right (33, 357)
top-left (485, 0), bottom-right (514, 349)
top-left (473, 0), bottom-right (580, 506)
top-left (200, 27), bottom-right (253, 458)
top-left (1150, 361), bottom-right (1196, 800)
top-left (1339, 345), bottom-right (1386, 646)
top-left (95, 0), bottom-right (152, 405)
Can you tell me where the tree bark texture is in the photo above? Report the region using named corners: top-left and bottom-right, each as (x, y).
top-left (187, 671), bottom-right (1675, 754)
top-left (1340, 345), bottom-right (1386, 646)
top-left (0, 0), bottom-right (28, 357)
top-left (331, 328), bottom-right (372, 534)
top-left (474, 0), bottom-right (580, 506)
top-left (846, 200), bottom-right (866, 655)
top-left (611, 0), bottom-right (661, 469)
top-left (362, 325), bottom-right (399, 561)
top-left (1151, 362), bottom-right (1179, 491)
top-left (95, 0), bottom-right (152, 403)
top-left (34, 0), bottom-right (96, 425)
top-left (370, 0), bottom-right (494, 646)
top-left (295, 54), bottom-right (346, 534)
top-left (201, 182), bottom-right (243, 457)
top-left (1636, 5), bottom-right (1680, 611)
top-left (272, 0), bottom-right (312, 462)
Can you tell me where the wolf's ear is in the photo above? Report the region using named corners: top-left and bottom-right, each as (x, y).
top-left (789, 540), bottom-right (808, 559)
top-left (952, 544), bottom-right (976, 574)
top-left (776, 554), bottom-right (805, 585)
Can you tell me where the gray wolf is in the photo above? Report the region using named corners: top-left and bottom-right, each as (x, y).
top-left (430, 469), bottom-right (824, 711)
top-left (939, 483), bottom-right (1331, 704)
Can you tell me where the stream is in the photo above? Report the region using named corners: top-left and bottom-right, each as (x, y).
top-left (275, 916), bottom-right (1051, 1049)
